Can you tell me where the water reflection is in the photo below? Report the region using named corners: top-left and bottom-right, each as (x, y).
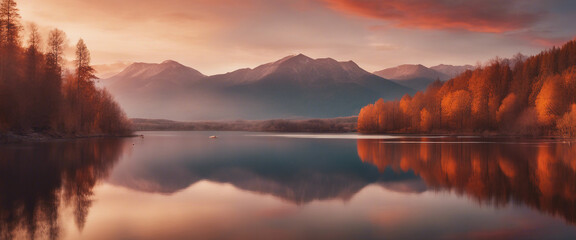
top-left (3, 132), bottom-right (576, 239)
top-left (108, 132), bottom-right (422, 205)
top-left (357, 138), bottom-right (576, 225)
top-left (0, 139), bottom-right (127, 240)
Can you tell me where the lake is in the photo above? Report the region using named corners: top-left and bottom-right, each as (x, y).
top-left (1, 131), bottom-right (576, 240)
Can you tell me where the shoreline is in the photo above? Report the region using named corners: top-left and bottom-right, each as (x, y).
top-left (357, 131), bottom-right (573, 139)
top-left (3, 129), bottom-right (571, 144)
top-left (0, 132), bottom-right (138, 144)
top-left (133, 129), bottom-right (572, 140)
top-left (135, 129), bottom-right (574, 140)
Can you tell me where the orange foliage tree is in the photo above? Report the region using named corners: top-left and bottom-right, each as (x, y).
top-left (557, 104), bottom-right (576, 137)
top-left (358, 39), bottom-right (576, 137)
top-left (441, 90), bottom-right (472, 130)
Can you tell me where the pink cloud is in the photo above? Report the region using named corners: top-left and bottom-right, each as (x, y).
top-left (321, 0), bottom-right (542, 33)
top-left (530, 36), bottom-right (574, 47)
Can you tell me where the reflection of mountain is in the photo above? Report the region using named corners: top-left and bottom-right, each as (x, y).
top-left (112, 155), bottom-right (422, 205)
top-left (103, 55), bottom-right (415, 120)
top-left (357, 138), bottom-right (576, 225)
top-left (0, 139), bottom-right (127, 239)
top-left (108, 134), bottom-right (423, 205)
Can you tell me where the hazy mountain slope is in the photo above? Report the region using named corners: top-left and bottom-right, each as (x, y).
top-left (205, 54), bottom-right (415, 119)
top-left (93, 62), bottom-right (132, 79)
top-left (105, 60), bottom-right (205, 94)
top-left (430, 64), bottom-right (475, 78)
top-left (102, 60), bottom-right (211, 120)
top-left (103, 55), bottom-right (415, 120)
top-left (374, 64), bottom-right (448, 81)
top-left (373, 64), bottom-right (449, 91)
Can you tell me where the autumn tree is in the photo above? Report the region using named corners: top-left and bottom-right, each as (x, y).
top-left (0, 0), bottom-right (130, 136)
top-left (0, 0), bottom-right (20, 48)
top-left (74, 39), bottom-right (97, 132)
top-left (535, 75), bottom-right (565, 128)
top-left (400, 94), bottom-right (421, 131)
top-left (557, 104), bottom-right (576, 137)
top-left (358, 103), bottom-right (377, 133)
top-left (43, 29), bottom-right (66, 130)
top-left (0, 0), bottom-right (21, 130)
top-left (25, 23), bottom-right (47, 129)
top-left (420, 108), bottom-right (432, 132)
top-left (441, 90), bottom-right (472, 130)
top-left (0, 0), bottom-right (21, 81)
top-left (496, 93), bottom-right (520, 130)
top-left (358, 39), bottom-right (576, 137)
top-left (96, 90), bottom-right (130, 133)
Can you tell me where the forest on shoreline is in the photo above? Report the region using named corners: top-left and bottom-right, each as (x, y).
top-left (131, 117), bottom-right (358, 133)
top-left (0, 0), bottom-right (130, 137)
top-left (359, 40), bottom-right (576, 137)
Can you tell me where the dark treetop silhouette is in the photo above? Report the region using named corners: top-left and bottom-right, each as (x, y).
top-left (0, 0), bottom-right (130, 138)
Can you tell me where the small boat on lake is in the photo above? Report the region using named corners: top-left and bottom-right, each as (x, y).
top-left (209, 136), bottom-right (218, 139)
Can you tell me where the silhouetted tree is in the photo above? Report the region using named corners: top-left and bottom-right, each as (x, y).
top-left (25, 23), bottom-right (46, 130)
top-left (43, 29), bottom-right (66, 131)
top-left (74, 39), bottom-right (96, 131)
top-left (0, 0), bottom-right (130, 136)
top-left (0, 0), bottom-right (21, 130)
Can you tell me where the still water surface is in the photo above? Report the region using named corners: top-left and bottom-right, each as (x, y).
top-left (1, 131), bottom-right (576, 240)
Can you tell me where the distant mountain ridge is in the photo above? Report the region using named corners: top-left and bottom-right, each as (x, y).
top-left (103, 54), bottom-right (415, 120)
top-left (106, 60), bottom-right (205, 94)
top-left (374, 64), bottom-right (449, 81)
top-left (373, 64), bottom-right (474, 90)
top-left (93, 62), bottom-right (132, 78)
top-left (206, 54), bottom-right (370, 86)
top-left (430, 64), bottom-right (475, 77)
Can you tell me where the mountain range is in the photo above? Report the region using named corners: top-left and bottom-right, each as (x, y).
top-left (92, 62), bottom-right (132, 79)
top-left (103, 54), bottom-right (416, 120)
top-left (373, 64), bottom-right (474, 90)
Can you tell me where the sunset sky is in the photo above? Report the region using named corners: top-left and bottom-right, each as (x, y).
top-left (19, 0), bottom-right (576, 75)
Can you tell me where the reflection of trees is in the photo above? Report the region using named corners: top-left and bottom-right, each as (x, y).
top-left (357, 139), bottom-right (576, 224)
top-left (0, 138), bottom-right (127, 239)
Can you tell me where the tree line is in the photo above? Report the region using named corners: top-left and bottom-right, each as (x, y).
top-left (131, 117), bottom-right (358, 133)
top-left (0, 0), bottom-right (130, 136)
top-left (359, 39), bottom-right (576, 137)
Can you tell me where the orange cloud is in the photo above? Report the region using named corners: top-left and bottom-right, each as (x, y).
top-left (321, 0), bottom-right (542, 33)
